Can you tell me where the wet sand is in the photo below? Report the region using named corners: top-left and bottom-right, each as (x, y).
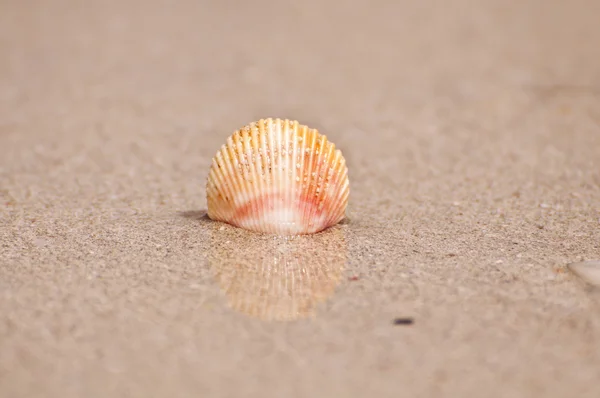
top-left (1, 1), bottom-right (600, 397)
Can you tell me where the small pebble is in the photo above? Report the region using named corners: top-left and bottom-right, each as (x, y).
top-left (393, 317), bottom-right (414, 326)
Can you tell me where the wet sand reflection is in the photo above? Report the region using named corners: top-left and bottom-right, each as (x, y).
top-left (208, 223), bottom-right (347, 321)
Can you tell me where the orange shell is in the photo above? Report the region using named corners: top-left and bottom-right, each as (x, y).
top-left (206, 118), bottom-right (350, 235)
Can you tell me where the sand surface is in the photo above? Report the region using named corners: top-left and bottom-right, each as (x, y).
top-left (1, 1), bottom-right (600, 397)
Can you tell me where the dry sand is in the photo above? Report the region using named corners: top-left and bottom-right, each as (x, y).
top-left (1, 0), bottom-right (600, 397)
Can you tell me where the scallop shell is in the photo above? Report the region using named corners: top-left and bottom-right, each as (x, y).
top-left (206, 118), bottom-right (349, 235)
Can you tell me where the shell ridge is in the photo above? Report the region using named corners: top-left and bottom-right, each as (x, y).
top-left (208, 165), bottom-right (226, 221)
top-left (339, 156), bottom-right (350, 222)
top-left (250, 121), bottom-right (263, 232)
top-left (319, 141), bottom-right (337, 229)
top-left (226, 135), bottom-right (245, 227)
top-left (291, 120), bottom-right (300, 235)
top-left (282, 119), bottom-right (290, 235)
top-left (297, 125), bottom-right (309, 234)
top-left (276, 119), bottom-right (286, 235)
top-left (232, 133), bottom-right (254, 228)
top-left (220, 138), bottom-right (239, 223)
top-left (330, 155), bottom-right (349, 226)
top-left (266, 119), bottom-right (277, 234)
top-left (250, 120), bottom-right (264, 233)
top-left (270, 118), bottom-right (279, 234)
top-left (249, 125), bottom-right (263, 232)
top-left (322, 150), bottom-right (339, 227)
top-left (280, 118), bottom-right (289, 235)
top-left (325, 150), bottom-right (348, 227)
top-left (307, 135), bottom-right (327, 232)
top-left (307, 136), bottom-right (324, 231)
top-left (240, 126), bottom-right (257, 231)
top-left (282, 120), bottom-right (289, 235)
top-left (225, 134), bottom-right (241, 227)
top-left (279, 119), bottom-right (286, 235)
top-left (206, 158), bottom-right (222, 220)
top-left (313, 140), bottom-right (335, 229)
top-left (213, 149), bottom-right (235, 222)
top-left (206, 162), bottom-right (218, 219)
top-left (302, 128), bottom-right (318, 232)
top-left (251, 124), bottom-right (264, 233)
top-left (258, 121), bottom-right (271, 232)
top-left (238, 131), bottom-right (255, 228)
top-left (289, 120), bottom-right (296, 235)
top-left (309, 136), bottom-right (327, 229)
top-left (285, 120), bottom-right (296, 235)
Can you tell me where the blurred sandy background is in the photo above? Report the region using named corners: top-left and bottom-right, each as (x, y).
top-left (1, 0), bottom-right (599, 397)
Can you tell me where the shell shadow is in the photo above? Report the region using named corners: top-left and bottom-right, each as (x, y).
top-left (207, 224), bottom-right (347, 321)
top-left (178, 210), bottom-right (211, 222)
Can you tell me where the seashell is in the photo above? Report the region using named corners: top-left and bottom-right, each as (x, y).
top-left (567, 260), bottom-right (600, 286)
top-left (206, 118), bottom-right (349, 235)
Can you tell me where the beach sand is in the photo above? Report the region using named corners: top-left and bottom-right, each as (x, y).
top-left (1, 0), bottom-right (599, 397)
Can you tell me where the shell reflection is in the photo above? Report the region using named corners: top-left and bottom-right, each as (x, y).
top-left (208, 224), bottom-right (346, 321)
